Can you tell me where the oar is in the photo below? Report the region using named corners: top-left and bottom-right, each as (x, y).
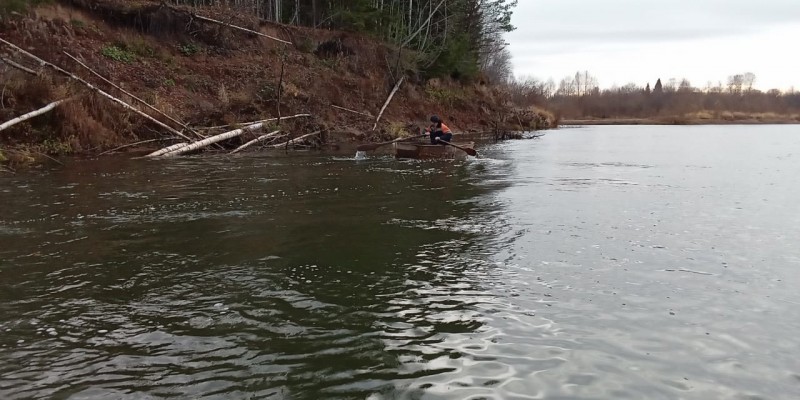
top-left (357, 134), bottom-right (426, 151)
top-left (437, 138), bottom-right (477, 156)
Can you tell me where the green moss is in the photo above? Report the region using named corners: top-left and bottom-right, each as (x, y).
top-left (40, 138), bottom-right (72, 155)
top-left (101, 45), bottom-right (136, 63)
top-left (178, 43), bottom-right (200, 57)
top-left (125, 38), bottom-right (156, 58)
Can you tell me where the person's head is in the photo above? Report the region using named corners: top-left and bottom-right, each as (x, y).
top-left (430, 115), bottom-right (441, 124)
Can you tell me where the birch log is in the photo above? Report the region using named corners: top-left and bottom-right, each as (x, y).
top-left (0, 37), bottom-right (192, 142)
top-left (372, 76), bottom-right (405, 131)
top-left (99, 138), bottom-right (182, 155)
top-left (151, 114), bottom-right (311, 157)
top-left (195, 113), bottom-right (311, 131)
top-left (138, 141), bottom-right (190, 158)
top-left (230, 130), bottom-right (281, 154)
top-left (156, 122), bottom-right (267, 157)
top-left (63, 52), bottom-right (203, 139)
top-left (0, 99), bottom-right (69, 132)
top-left (0, 56), bottom-right (39, 75)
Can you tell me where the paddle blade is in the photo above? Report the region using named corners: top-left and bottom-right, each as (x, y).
top-left (464, 148), bottom-right (478, 156)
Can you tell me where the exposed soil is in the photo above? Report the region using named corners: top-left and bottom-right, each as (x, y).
top-left (0, 0), bottom-right (554, 165)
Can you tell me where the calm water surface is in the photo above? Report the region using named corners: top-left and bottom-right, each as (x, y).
top-left (1, 125), bottom-right (799, 399)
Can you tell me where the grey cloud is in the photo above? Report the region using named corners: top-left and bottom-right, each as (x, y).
top-left (518, 27), bottom-right (757, 44)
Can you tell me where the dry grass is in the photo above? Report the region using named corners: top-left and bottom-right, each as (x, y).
top-left (57, 93), bottom-right (132, 151)
top-left (2, 0), bottom-right (520, 164)
top-left (217, 83), bottom-right (229, 108)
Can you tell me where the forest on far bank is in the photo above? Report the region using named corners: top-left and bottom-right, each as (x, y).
top-left (506, 72), bottom-right (800, 122)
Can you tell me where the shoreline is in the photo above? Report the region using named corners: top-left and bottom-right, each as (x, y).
top-left (560, 117), bottom-right (800, 126)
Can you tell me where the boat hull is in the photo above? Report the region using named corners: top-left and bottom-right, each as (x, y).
top-left (393, 142), bottom-right (475, 160)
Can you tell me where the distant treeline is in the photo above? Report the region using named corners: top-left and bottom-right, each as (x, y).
top-left (166, 0), bottom-right (517, 81)
top-left (508, 72), bottom-right (800, 120)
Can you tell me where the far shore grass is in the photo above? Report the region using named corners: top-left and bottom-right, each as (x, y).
top-left (562, 112), bottom-right (800, 126)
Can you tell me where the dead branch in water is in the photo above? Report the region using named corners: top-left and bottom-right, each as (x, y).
top-left (156, 122), bottom-right (270, 157)
top-left (0, 98), bottom-right (71, 132)
top-left (372, 76), bottom-right (404, 131)
top-left (2, 147), bottom-right (63, 165)
top-left (63, 52), bottom-right (205, 140)
top-left (230, 130), bottom-right (281, 154)
top-left (99, 138), bottom-right (183, 156)
top-left (148, 114), bottom-right (311, 157)
top-left (267, 131), bottom-right (322, 148)
top-left (145, 142), bottom-right (190, 158)
top-left (193, 114), bottom-right (312, 131)
top-left (0, 37), bottom-right (193, 142)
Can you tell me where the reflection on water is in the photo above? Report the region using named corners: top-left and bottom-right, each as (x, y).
top-left (2, 125), bottom-right (800, 399)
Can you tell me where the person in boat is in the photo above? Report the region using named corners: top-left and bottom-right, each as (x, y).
top-left (426, 115), bottom-right (452, 145)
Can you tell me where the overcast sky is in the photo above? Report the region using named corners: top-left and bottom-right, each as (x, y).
top-left (506, 0), bottom-right (800, 91)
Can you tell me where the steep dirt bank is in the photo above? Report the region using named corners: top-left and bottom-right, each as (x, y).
top-left (0, 0), bottom-right (554, 166)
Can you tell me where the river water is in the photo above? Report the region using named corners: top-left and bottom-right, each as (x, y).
top-left (1, 125), bottom-right (799, 399)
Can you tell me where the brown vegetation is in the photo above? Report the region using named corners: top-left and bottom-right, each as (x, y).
top-left (1, 0), bottom-right (545, 167)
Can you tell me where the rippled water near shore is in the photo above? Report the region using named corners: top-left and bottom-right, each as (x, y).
top-left (2, 125), bottom-right (799, 399)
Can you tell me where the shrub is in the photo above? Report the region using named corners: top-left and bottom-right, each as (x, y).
top-left (179, 43), bottom-right (200, 56)
top-left (101, 46), bottom-right (135, 63)
top-left (125, 38), bottom-right (156, 58)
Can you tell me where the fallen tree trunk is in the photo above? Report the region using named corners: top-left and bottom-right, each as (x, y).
top-left (99, 138), bottom-right (182, 156)
top-left (166, 5), bottom-right (291, 45)
top-left (149, 114), bottom-right (311, 157)
top-left (0, 98), bottom-right (70, 132)
top-left (63, 51), bottom-right (204, 140)
top-left (145, 142), bottom-right (190, 158)
top-left (230, 130), bottom-right (281, 154)
top-left (0, 56), bottom-right (39, 75)
top-left (195, 113), bottom-right (311, 131)
top-left (372, 76), bottom-right (404, 131)
top-left (267, 131), bottom-right (322, 148)
top-left (0, 37), bottom-right (192, 142)
top-left (156, 122), bottom-right (267, 157)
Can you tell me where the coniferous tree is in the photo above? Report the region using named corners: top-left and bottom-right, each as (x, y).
top-left (653, 78), bottom-right (663, 94)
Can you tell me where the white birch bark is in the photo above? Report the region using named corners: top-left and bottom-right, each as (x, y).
top-left (0, 37), bottom-right (192, 142)
top-left (372, 76), bottom-right (405, 131)
top-left (230, 130), bottom-right (281, 154)
top-left (0, 99), bottom-right (69, 132)
top-left (148, 114), bottom-right (311, 157)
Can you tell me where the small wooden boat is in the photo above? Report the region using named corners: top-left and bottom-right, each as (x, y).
top-left (393, 141), bottom-right (475, 160)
